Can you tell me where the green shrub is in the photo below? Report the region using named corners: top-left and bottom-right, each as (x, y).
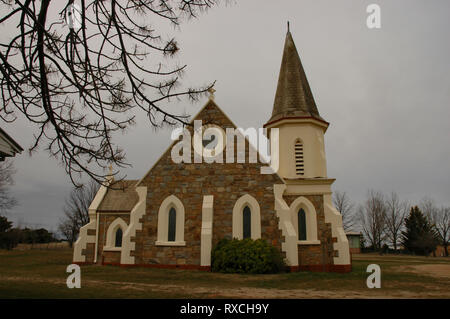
top-left (211, 238), bottom-right (285, 274)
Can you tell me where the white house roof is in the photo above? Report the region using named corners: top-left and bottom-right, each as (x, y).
top-left (0, 127), bottom-right (23, 161)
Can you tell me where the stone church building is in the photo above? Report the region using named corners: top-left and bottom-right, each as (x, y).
top-left (73, 29), bottom-right (351, 272)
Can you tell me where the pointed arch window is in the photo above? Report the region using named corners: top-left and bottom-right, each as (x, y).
top-left (243, 206), bottom-right (251, 239)
top-left (232, 194), bottom-right (261, 240)
top-left (168, 207), bottom-right (177, 242)
top-left (298, 208), bottom-right (307, 241)
top-left (104, 217), bottom-right (128, 251)
top-left (295, 140), bottom-right (304, 176)
top-left (156, 195), bottom-right (186, 246)
top-left (115, 228), bottom-right (123, 247)
top-left (289, 196), bottom-right (320, 245)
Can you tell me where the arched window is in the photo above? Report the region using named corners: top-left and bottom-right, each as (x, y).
top-left (289, 196), bottom-right (320, 245)
top-left (104, 217), bottom-right (128, 251)
top-left (298, 209), bottom-right (307, 241)
top-left (295, 140), bottom-right (304, 176)
top-left (156, 195), bottom-right (186, 246)
top-left (168, 207), bottom-right (176, 242)
top-left (232, 194), bottom-right (261, 240)
top-left (115, 228), bottom-right (123, 247)
top-left (243, 206), bottom-right (251, 239)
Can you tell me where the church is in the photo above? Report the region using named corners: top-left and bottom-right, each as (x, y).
top-left (73, 28), bottom-right (351, 272)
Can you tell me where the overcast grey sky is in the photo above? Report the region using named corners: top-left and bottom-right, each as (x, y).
top-left (2, 0), bottom-right (450, 231)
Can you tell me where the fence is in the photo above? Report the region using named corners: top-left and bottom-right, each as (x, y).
top-left (13, 242), bottom-right (70, 250)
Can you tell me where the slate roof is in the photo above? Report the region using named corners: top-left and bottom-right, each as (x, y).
top-left (97, 180), bottom-right (139, 212)
top-left (267, 30), bottom-right (326, 125)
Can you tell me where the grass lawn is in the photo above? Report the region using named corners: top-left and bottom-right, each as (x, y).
top-left (0, 249), bottom-right (448, 298)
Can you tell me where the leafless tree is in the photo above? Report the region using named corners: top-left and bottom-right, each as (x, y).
top-left (358, 190), bottom-right (387, 251)
top-left (333, 191), bottom-right (356, 232)
top-left (0, 159), bottom-right (17, 214)
top-left (418, 197), bottom-right (450, 256)
top-left (384, 192), bottom-right (408, 251)
top-left (426, 204), bottom-right (450, 257)
top-left (435, 207), bottom-right (450, 257)
top-left (419, 197), bottom-right (438, 221)
top-left (58, 179), bottom-right (98, 246)
top-left (0, 0), bottom-right (219, 186)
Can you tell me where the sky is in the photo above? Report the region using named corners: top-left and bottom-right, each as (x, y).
top-left (2, 0), bottom-right (450, 231)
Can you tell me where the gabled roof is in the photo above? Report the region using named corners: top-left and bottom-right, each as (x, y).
top-left (136, 98), bottom-right (286, 187)
top-left (97, 180), bottom-right (139, 212)
top-left (0, 127), bottom-right (23, 160)
top-left (266, 30), bottom-right (326, 126)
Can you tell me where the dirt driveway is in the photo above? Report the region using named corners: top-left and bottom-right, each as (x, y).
top-left (394, 264), bottom-right (450, 279)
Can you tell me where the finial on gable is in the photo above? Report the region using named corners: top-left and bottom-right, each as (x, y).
top-left (287, 21), bottom-right (290, 33)
top-left (208, 86), bottom-right (216, 101)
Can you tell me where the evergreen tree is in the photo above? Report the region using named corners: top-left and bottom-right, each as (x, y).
top-left (0, 216), bottom-right (12, 233)
top-left (402, 206), bottom-right (439, 255)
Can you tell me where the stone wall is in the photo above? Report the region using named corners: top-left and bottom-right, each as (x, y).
top-left (133, 101), bottom-right (285, 266)
top-left (97, 213), bottom-right (130, 264)
top-left (82, 243), bottom-right (95, 263)
top-left (284, 194), bottom-right (335, 267)
top-left (102, 251), bottom-right (121, 264)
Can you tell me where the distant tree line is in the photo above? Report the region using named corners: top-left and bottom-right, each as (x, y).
top-left (0, 216), bottom-right (58, 250)
top-left (333, 191), bottom-right (449, 257)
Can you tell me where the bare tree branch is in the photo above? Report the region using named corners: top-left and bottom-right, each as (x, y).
top-left (0, 0), bottom-right (220, 187)
top-left (58, 179), bottom-right (98, 246)
top-left (384, 192), bottom-right (408, 251)
top-left (332, 190), bottom-right (356, 232)
top-left (358, 190), bottom-right (387, 251)
top-left (421, 197), bottom-right (450, 257)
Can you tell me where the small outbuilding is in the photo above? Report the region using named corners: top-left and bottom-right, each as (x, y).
top-left (346, 232), bottom-right (362, 254)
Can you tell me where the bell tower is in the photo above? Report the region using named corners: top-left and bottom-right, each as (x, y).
top-left (268, 26), bottom-right (351, 271)
top-left (264, 28), bottom-right (329, 180)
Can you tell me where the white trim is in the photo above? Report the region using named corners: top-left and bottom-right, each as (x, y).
top-left (265, 117), bottom-right (329, 131)
top-left (232, 194), bottom-right (261, 240)
top-left (121, 186), bottom-right (147, 265)
top-left (289, 196), bottom-right (319, 242)
top-left (155, 241), bottom-right (186, 247)
top-left (103, 217), bottom-right (127, 251)
top-left (73, 176), bottom-right (112, 263)
top-left (273, 184), bottom-right (298, 266)
top-left (94, 212), bottom-right (99, 263)
top-left (201, 195), bottom-right (214, 266)
top-left (157, 195), bottom-right (185, 244)
top-left (323, 194), bottom-right (351, 265)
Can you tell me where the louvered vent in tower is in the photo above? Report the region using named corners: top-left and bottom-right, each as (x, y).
top-left (295, 141), bottom-right (304, 176)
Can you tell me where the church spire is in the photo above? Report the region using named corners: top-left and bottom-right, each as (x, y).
top-left (266, 26), bottom-right (325, 125)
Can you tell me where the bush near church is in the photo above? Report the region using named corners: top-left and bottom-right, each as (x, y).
top-left (211, 238), bottom-right (286, 274)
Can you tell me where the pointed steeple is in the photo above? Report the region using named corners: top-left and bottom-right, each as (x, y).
top-left (266, 27), bottom-right (325, 125)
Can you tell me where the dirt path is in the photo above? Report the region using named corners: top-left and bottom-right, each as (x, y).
top-left (394, 264), bottom-right (450, 279)
top-left (1, 275), bottom-right (449, 299)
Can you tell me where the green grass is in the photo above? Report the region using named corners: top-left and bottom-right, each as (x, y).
top-left (0, 249), bottom-right (448, 298)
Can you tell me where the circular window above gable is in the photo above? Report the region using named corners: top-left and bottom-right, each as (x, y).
top-left (193, 124), bottom-right (226, 159)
